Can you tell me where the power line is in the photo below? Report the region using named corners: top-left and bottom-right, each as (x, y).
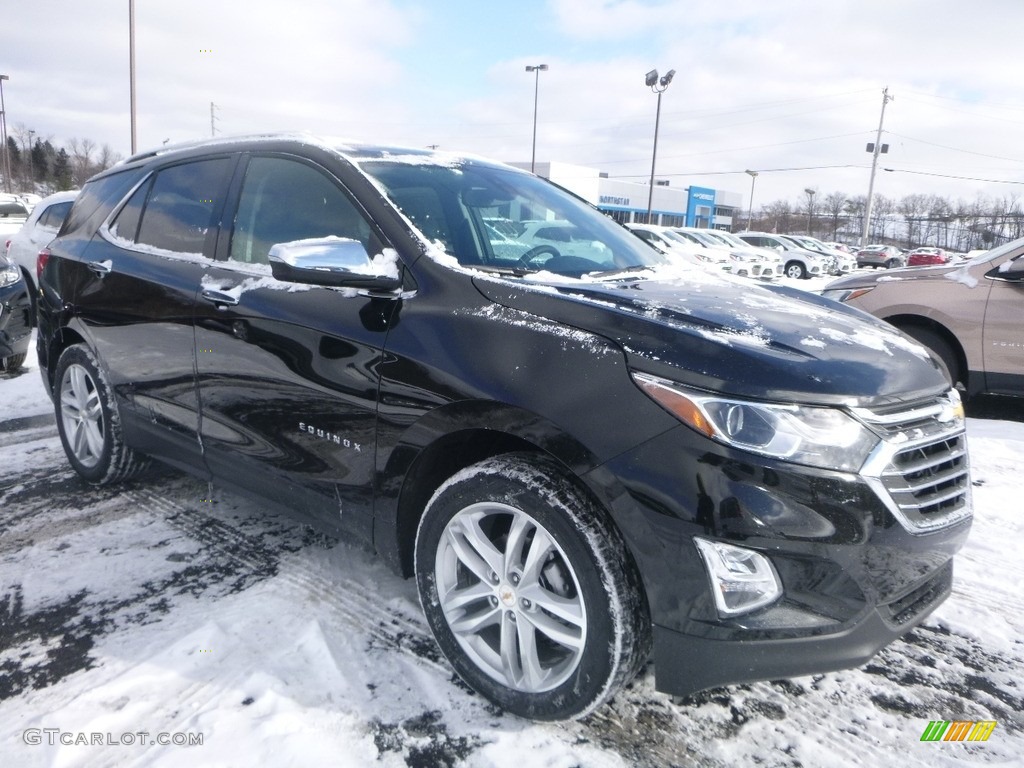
top-left (882, 167), bottom-right (1024, 185)
top-left (886, 131), bottom-right (1024, 164)
top-left (607, 163), bottom-right (870, 179)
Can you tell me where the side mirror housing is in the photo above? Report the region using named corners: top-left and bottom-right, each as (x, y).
top-left (984, 256), bottom-right (1024, 283)
top-left (268, 237), bottom-right (402, 292)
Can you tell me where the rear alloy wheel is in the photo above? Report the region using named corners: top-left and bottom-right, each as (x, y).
top-left (784, 260), bottom-right (807, 279)
top-left (415, 453), bottom-right (650, 720)
top-left (54, 345), bottom-right (150, 484)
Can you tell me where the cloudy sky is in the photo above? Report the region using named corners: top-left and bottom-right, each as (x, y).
top-left (5, 0), bottom-right (1024, 208)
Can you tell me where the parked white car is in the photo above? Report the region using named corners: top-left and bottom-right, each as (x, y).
top-left (625, 224), bottom-right (730, 273)
top-left (736, 232), bottom-right (831, 279)
top-left (673, 227), bottom-right (778, 279)
top-left (4, 191), bottom-right (79, 323)
top-left (6, 191), bottom-right (78, 281)
top-left (782, 234), bottom-right (856, 275)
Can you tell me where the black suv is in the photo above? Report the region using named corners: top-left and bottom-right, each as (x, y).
top-left (37, 134), bottom-right (972, 720)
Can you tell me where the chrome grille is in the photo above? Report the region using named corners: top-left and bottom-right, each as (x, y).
top-left (854, 392), bottom-right (972, 533)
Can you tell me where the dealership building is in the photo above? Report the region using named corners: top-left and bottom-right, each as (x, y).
top-left (509, 161), bottom-right (744, 230)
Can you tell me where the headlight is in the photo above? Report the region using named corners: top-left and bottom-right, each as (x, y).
top-left (820, 286), bottom-right (875, 303)
top-left (632, 372), bottom-right (879, 472)
top-left (0, 259), bottom-right (20, 288)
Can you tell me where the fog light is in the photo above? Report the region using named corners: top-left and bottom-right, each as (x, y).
top-left (694, 537), bottom-right (782, 616)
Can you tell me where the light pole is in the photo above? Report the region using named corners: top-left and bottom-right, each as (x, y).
top-left (26, 129), bottom-right (35, 189)
top-left (744, 170), bottom-right (758, 231)
top-left (0, 74), bottom-right (10, 193)
top-left (129, 0), bottom-right (137, 154)
top-left (525, 64), bottom-right (548, 173)
top-left (804, 187), bottom-right (816, 235)
top-left (645, 67), bottom-right (674, 224)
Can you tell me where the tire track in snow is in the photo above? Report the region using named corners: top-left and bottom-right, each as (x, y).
top-left (131, 489), bottom-right (450, 674)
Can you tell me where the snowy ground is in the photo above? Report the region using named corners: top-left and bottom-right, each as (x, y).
top-left (2, 314), bottom-right (1023, 767)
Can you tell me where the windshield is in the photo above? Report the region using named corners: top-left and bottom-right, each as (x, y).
top-left (357, 158), bottom-right (668, 277)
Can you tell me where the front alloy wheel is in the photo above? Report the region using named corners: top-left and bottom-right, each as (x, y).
top-left (784, 260), bottom-right (807, 279)
top-left (434, 501), bottom-right (587, 694)
top-left (415, 454), bottom-right (650, 720)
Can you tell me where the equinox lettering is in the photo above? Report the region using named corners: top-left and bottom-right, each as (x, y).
top-left (298, 422), bottom-right (361, 452)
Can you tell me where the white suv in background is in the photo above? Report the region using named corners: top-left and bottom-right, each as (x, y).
top-left (736, 232), bottom-right (830, 279)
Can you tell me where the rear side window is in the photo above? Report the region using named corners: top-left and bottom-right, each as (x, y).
top-left (38, 201), bottom-right (74, 229)
top-left (0, 202), bottom-right (28, 217)
top-left (61, 168), bottom-right (146, 238)
top-left (136, 159), bottom-right (231, 255)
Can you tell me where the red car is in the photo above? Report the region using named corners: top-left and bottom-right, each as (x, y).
top-left (906, 247), bottom-right (951, 266)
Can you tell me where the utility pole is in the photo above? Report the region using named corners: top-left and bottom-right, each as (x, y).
top-left (861, 87), bottom-right (893, 247)
top-left (210, 102), bottom-right (219, 137)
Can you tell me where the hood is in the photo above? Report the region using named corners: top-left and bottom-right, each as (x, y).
top-left (824, 263), bottom-right (963, 292)
top-left (473, 269), bottom-right (948, 407)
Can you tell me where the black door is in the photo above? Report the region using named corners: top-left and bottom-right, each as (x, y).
top-left (194, 154), bottom-right (400, 536)
top-left (73, 156), bottom-right (236, 473)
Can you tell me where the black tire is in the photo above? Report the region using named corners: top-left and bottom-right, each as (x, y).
top-left (2, 352), bottom-right (27, 372)
top-left (884, 258), bottom-right (899, 269)
top-left (53, 344), bottom-right (150, 484)
top-left (784, 260), bottom-right (807, 279)
top-left (900, 326), bottom-right (960, 388)
top-left (414, 453), bottom-right (650, 720)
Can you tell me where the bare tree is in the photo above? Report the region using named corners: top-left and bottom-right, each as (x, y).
top-left (67, 137), bottom-right (97, 186)
top-left (823, 192), bottom-right (847, 240)
top-left (96, 144), bottom-right (122, 172)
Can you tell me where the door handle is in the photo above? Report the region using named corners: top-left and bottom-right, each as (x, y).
top-left (200, 288), bottom-right (240, 307)
top-left (86, 260), bottom-right (113, 278)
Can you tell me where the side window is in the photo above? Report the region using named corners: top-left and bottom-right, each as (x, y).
top-left (229, 156), bottom-right (377, 265)
top-left (127, 159), bottom-right (230, 255)
top-left (38, 201), bottom-right (74, 229)
top-left (109, 177), bottom-right (153, 243)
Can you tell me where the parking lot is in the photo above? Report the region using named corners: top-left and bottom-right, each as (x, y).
top-left (1, 340), bottom-right (1022, 767)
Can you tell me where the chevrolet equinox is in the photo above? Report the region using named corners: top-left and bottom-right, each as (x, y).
top-left (37, 134), bottom-right (972, 720)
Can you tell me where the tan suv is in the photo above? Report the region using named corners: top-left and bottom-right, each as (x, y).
top-left (822, 238), bottom-right (1024, 398)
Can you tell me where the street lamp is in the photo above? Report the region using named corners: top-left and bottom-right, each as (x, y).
top-left (745, 170), bottom-right (758, 231)
top-left (26, 129), bottom-right (35, 189)
top-left (804, 187), bottom-right (816, 235)
top-left (645, 67), bottom-right (675, 224)
top-left (525, 64), bottom-right (548, 173)
top-left (0, 75), bottom-right (10, 193)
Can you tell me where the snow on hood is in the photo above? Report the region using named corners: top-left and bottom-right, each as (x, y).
top-left (473, 271), bottom-right (947, 405)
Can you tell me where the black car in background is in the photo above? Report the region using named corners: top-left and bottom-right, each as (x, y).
top-left (0, 252), bottom-right (31, 372)
top-left (37, 135), bottom-right (972, 720)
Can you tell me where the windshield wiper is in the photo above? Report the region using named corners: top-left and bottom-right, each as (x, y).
top-left (588, 265), bottom-right (655, 280)
top-left (472, 264), bottom-right (534, 277)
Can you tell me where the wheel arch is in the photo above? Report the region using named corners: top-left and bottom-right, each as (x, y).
top-left (376, 401), bottom-right (612, 579)
top-left (884, 314), bottom-right (973, 394)
top-left (42, 326), bottom-right (89, 395)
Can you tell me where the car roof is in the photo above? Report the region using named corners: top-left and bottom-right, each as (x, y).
top-left (111, 133), bottom-right (518, 177)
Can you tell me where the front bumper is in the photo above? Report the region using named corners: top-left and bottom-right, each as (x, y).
top-left (653, 559), bottom-right (952, 697)
top-left (591, 420), bottom-right (972, 698)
